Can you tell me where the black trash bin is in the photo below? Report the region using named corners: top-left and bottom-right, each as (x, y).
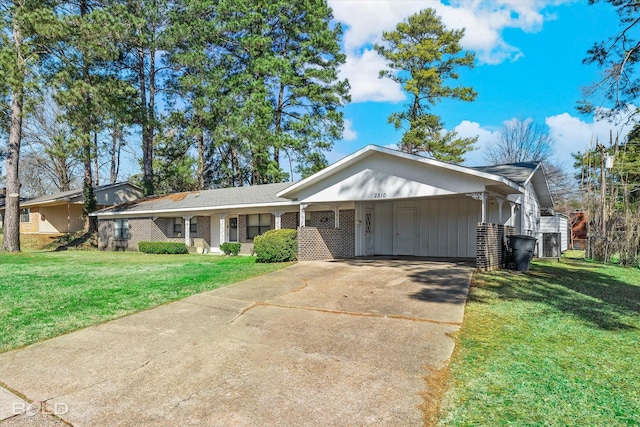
top-left (508, 235), bottom-right (537, 271)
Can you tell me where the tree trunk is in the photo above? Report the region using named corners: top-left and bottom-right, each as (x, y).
top-left (140, 44), bottom-right (155, 196)
top-left (80, 0), bottom-right (97, 232)
top-left (110, 126), bottom-right (121, 184)
top-left (2, 86), bottom-right (24, 252)
top-left (93, 131), bottom-right (99, 186)
top-left (196, 127), bottom-right (205, 190)
top-left (2, 18), bottom-right (26, 252)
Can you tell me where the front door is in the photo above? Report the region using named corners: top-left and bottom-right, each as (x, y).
top-left (364, 208), bottom-right (374, 256)
top-left (395, 207), bottom-right (416, 255)
top-left (228, 217), bottom-right (238, 242)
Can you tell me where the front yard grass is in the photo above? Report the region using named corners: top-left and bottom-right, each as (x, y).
top-left (438, 256), bottom-right (640, 426)
top-left (0, 251), bottom-right (289, 353)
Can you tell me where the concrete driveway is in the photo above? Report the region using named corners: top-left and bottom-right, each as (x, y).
top-left (0, 258), bottom-right (473, 426)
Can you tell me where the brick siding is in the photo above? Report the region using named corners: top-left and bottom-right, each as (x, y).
top-left (98, 216), bottom-right (211, 251)
top-left (298, 209), bottom-right (355, 260)
top-left (476, 223), bottom-right (514, 271)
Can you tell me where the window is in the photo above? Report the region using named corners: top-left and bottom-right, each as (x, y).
top-left (190, 216), bottom-right (197, 234)
top-left (114, 219), bottom-right (129, 239)
top-left (247, 213), bottom-right (271, 239)
top-left (20, 208), bottom-right (30, 223)
top-left (173, 217), bottom-right (182, 234)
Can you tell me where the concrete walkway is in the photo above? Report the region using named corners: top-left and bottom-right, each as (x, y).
top-left (0, 258), bottom-right (473, 426)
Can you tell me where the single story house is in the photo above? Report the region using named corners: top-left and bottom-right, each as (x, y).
top-left (1, 182), bottom-right (143, 234)
top-left (93, 145), bottom-right (554, 270)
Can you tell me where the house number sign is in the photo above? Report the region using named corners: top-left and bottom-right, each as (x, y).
top-left (373, 192), bottom-right (386, 199)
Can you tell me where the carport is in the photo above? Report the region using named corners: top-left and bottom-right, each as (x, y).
top-left (277, 145), bottom-right (529, 262)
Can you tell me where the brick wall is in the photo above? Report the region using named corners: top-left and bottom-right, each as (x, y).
top-left (98, 216), bottom-right (211, 251)
top-left (298, 228), bottom-right (345, 260)
top-left (298, 209), bottom-right (355, 260)
top-left (476, 223), bottom-right (514, 271)
top-left (281, 212), bottom-right (298, 229)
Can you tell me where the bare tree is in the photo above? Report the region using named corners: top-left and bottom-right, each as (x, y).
top-left (485, 118), bottom-right (553, 164)
top-left (485, 118), bottom-right (575, 208)
top-left (22, 95), bottom-right (81, 193)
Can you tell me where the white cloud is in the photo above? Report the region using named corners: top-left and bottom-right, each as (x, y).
top-left (546, 108), bottom-right (637, 168)
top-left (338, 49), bottom-right (405, 103)
top-left (329, 0), bottom-right (564, 102)
top-left (455, 120), bottom-right (500, 166)
top-left (342, 119), bottom-right (358, 141)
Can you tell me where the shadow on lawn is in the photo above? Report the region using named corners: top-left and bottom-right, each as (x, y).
top-left (470, 260), bottom-right (640, 331)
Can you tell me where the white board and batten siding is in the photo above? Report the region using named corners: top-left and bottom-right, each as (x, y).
top-left (522, 182), bottom-right (542, 237)
top-left (367, 197), bottom-right (479, 258)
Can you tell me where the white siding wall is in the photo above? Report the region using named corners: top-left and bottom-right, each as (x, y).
top-left (540, 216), bottom-right (569, 252)
top-left (522, 182), bottom-right (541, 236)
top-left (370, 197), bottom-right (479, 258)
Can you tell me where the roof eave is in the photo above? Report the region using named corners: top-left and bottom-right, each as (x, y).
top-left (91, 200), bottom-right (299, 217)
top-left (278, 145), bottom-right (526, 198)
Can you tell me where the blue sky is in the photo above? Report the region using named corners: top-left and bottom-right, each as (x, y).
top-left (327, 0), bottom-right (633, 171)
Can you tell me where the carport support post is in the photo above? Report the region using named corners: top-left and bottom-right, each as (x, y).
top-left (273, 211), bottom-right (283, 230)
top-left (219, 214), bottom-right (226, 245)
top-left (183, 216), bottom-right (192, 247)
top-left (509, 202), bottom-right (516, 227)
top-left (481, 192), bottom-right (487, 223)
top-left (300, 204), bottom-right (308, 227)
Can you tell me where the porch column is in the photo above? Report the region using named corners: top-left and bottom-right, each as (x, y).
top-left (183, 216), bottom-right (192, 247)
top-left (219, 214), bottom-right (226, 244)
top-left (481, 192), bottom-right (487, 223)
top-left (497, 197), bottom-right (504, 224)
top-left (509, 202), bottom-right (516, 227)
top-left (334, 206), bottom-right (340, 229)
top-left (299, 204), bottom-right (308, 227)
top-left (273, 211), bottom-right (283, 230)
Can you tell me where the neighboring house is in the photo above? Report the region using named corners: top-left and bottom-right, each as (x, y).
top-left (1, 182), bottom-right (143, 234)
top-left (570, 211), bottom-right (588, 250)
top-left (93, 145), bottom-right (554, 270)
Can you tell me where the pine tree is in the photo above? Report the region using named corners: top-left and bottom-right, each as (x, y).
top-left (0, 1), bottom-right (57, 251)
top-left (375, 8), bottom-right (476, 163)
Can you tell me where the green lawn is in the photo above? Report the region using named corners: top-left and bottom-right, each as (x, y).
top-left (0, 251), bottom-right (289, 353)
top-left (438, 256), bottom-right (640, 426)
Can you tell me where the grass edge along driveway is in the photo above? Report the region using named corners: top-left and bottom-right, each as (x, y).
top-left (438, 255), bottom-right (640, 426)
top-left (0, 251), bottom-right (289, 353)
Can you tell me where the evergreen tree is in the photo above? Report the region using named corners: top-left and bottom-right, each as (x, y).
top-left (375, 8), bottom-right (476, 163)
top-left (43, 0), bottom-right (132, 230)
top-left (0, 0), bottom-right (57, 251)
top-left (168, 0), bottom-right (349, 186)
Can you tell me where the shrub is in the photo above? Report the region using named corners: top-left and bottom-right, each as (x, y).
top-left (220, 242), bottom-right (242, 256)
top-left (253, 229), bottom-right (297, 263)
top-left (138, 241), bottom-right (188, 254)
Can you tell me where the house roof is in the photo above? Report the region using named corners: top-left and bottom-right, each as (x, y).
top-left (472, 162), bottom-right (553, 207)
top-left (20, 182), bottom-right (141, 208)
top-left (94, 181), bottom-right (298, 217)
top-left (277, 144), bottom-right (526, 200)
top-left (471, 162), bottom-right (539, 186)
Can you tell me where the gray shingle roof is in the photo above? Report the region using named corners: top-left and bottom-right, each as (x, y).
top-left (107, 181), bottom-right (298, 214)
top-left (471, 162), bottom-right (539, 186)
top-left (21, 182), bottom-right (139, 207)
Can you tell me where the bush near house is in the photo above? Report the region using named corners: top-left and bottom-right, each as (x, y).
top-left (139, 241), bottom-right (188, 254)
top-left (220, 242), bottom-right (241, 256)
top-left (254, 229), bottom-right (297, 263)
